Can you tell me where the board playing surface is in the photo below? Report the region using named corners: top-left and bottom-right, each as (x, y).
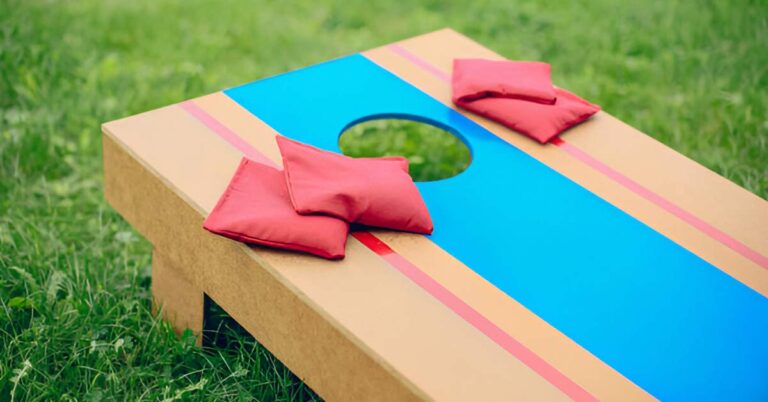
top-left (103, 29), bottom-right (768, 401)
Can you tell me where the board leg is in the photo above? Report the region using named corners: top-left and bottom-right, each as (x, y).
top-left (151, 249), bottom-right (204, 346)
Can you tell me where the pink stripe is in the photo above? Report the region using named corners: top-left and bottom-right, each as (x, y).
top-left (352, 232), bottom-right (597, 402)
top-left (552, 138), bottom-right (768, 269)
top-left (179, 100), bottom-right (276, 167)
top-left (385, 44), bottom-right (768, 271)
top-left (388, 44), bottom-right (451, 81)
top-left (180, 99), bottom-right (593, 401)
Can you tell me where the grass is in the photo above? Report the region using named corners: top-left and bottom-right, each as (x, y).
top-left (1, 0), bottom-right (766, 400)
top-left (339, 119), bottom-right (471, 181)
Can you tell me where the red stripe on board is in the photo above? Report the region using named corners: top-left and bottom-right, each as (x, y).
top-left (179, 100), bottom-right (277, 167)
top-left (385, 43), bottom-right (768, 271)
top-left (551, 138), bottom-right (768, 269)
top-left (388, 44), bottom-right (451, 81)
top-left (352, 231), bottom-right (598, 402)
top-left (180, 99), bottom-right (595, 401)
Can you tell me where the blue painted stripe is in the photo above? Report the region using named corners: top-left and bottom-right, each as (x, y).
top-left (224, 54), bottom-right (768, 401)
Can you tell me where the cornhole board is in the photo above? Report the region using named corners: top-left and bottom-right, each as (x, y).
top-left (102, 29), bottom-right (768, 402)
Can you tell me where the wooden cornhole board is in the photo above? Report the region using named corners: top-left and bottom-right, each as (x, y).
top-left (102, 29), bottom-right (768, 402)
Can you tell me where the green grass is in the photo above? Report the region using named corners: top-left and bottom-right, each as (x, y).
top-left (339, 119), bottom-right (471, 181)
top-left (1, 0), bottom-right (766, 400)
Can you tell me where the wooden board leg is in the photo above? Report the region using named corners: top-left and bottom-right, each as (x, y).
top-left (152, 249), bottom-right (204, 346)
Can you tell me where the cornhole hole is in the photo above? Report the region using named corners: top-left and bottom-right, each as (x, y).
top-left (102, 29), bottom-right (768, 402)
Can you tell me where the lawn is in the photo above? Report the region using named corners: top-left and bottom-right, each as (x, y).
top-left (1, 0), bottom-right (766, 400)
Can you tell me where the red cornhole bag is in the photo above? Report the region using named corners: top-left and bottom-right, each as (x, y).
top-left (203, 158), bottom-right (349, 259)
top-left (452, 59), bottom-right (557, 104)
top-left (456, 88), bottom-right (601, 144)
top-left (276, 136), bottom-right (433, 234)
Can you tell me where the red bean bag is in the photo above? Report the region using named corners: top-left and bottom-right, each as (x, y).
top-left (452, 58), bottom-right (601, 144)
top-left (452, 59), bottom-right (557, 104)
top-left (276, 136), bottom-right (433, 234)
top-left (455, 88), bottom-right (601, 144)
top-left (203, 158), bottom-right (349, 259)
